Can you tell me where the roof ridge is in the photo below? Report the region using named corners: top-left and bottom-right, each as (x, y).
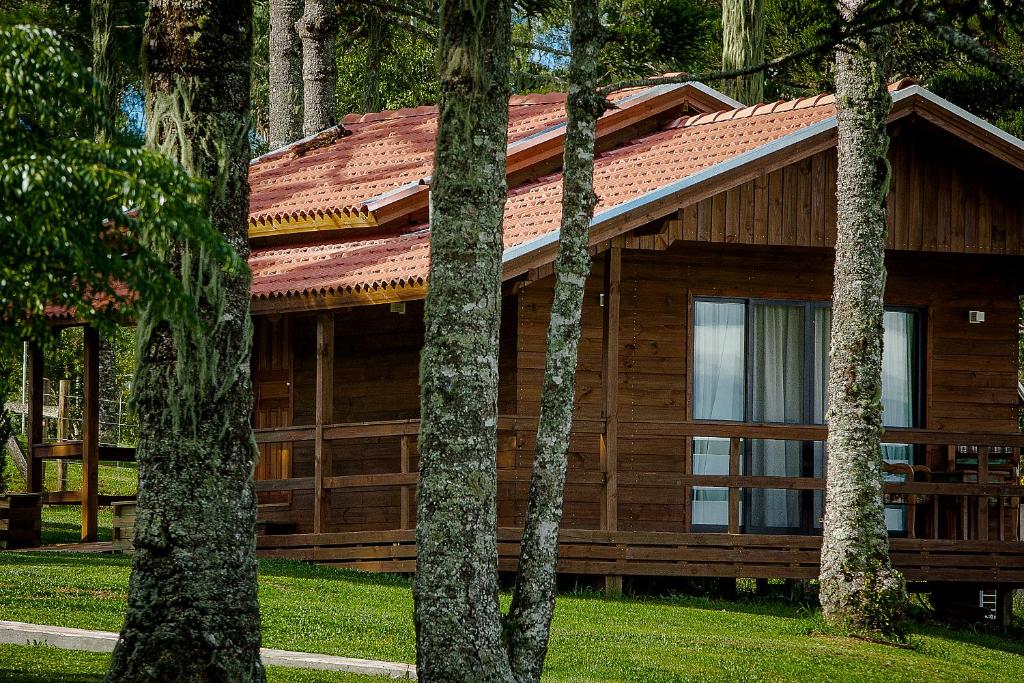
top-left (669, 91), bottom-right (837, 129)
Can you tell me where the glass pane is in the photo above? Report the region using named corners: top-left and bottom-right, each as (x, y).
top-left (813, 307), bottom-right (832, 424)
top-left (751, 304), bottom-right (805, 423)
top-left (882, 311), bottom-right (916, 428)
top-left (813, 308), bottom-right (917, 428)
top-left (885, 505), bottom-right (907, 534)
top-left (692, 436), bottom-right (730, 475)
top-left (692, 487), bottom-right (729, 526)
top-left (693, 301), bottom-right (745, 420)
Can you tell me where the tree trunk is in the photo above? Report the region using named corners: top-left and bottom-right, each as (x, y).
top-left (721, 0), bottom-right (765, 106)
top-left (413, 0), bottom-right (513, 680)
top-left (91, 0), bottom-right (119, 140)
top-left (361, 8), bottom-right (388, 113)
top-left (819, 0), bottom-right (906, 637)
top-left (269, 0), bottom-right (304, 148)
top-left (296, 0), bottom-right (336, 135)
top-left (106, 2), bottom-right (265, 681)
top-left (502, 0), bottom-right (606, 680)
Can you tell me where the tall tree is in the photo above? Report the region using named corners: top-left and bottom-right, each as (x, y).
top-left (269, 0), bottom-right (304, 148)
top-left (819, 0), bottom-right (907, 637)
top-left (415, 0), bottom-right (608, 679)
top-left (414, 0), bottom-right (514, 677)
top-left (503, 0), bottom-right (606, 680)
top-left (722, 0), bottom-right (765, 104)
top-left (106, 1), bottom-right (265, 680)
top-left (361, 7), bottom-right (388, 113)
top-left (297, 0), bottom-right (337, 134)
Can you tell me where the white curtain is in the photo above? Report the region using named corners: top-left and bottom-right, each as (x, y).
top-left (693, 301), bottom-right (745, 421)
top-left (692, 437), bottom-right (730, 526)
top-left (749, 304), bottom-right (805, 530)
top-left (882, 311), bottom-right (916, 533)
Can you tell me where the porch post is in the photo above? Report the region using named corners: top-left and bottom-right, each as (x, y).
top-left (601, 245), bottom-right (622, 596)
top-left (25, 341), bottom-right (44, 493)
top-left (82, 325), bottom-right (99, 542)
top-left (314, 312), bottom-right (335, 535)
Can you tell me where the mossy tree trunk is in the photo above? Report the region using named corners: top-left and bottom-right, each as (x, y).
top-left (269, 0), bottom-right (304, 148)
top-left (414, 0), bottom-right (513, 680)
top-left (91, 0), bottom-right (119, 139)
top-left (296, 0), bottom-right (336, 135)
top-left (819, 0), bottom-right (907, 637)
top-left (106, 1), bottom-right (265, 681)
top-left (502, 0), bottom-right (606, 680)
top-left (721, 0), bottom-right (765, 105)
top-left (361, 8), bottom-right (388, 113)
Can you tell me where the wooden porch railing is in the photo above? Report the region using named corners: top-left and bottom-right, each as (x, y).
top-left (252, 417), bottom-right (1024, 545)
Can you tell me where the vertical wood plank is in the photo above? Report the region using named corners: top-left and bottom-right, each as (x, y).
top-left (683, 435), bottom-right (693, 532)
top-left (797, 156), bottom-right (812, 247)
top-left (26, 342), bottom-right (44, 493)
top-left (977, 446), bottom-right (989, 541)
top-left (825, 150), bottom-right (838, 247)
top-left (601, 247), bottom-right (621, 595)
top-left (936, 159), bottom-right (951, 251)
top-left (82, 325), bottom-right (99, 543)
top-left (753, 173), bottom-right (768, 245)
top-left (950, 163), bottom-right (965, 252)
top-left (314, 312), bottom-right (335, 535)
top-left (682, 203), bottom-right (697, 241)
top-left (697, 198), bottom-right (712, 242)
top-left (400, 434), bottom-right (411, 530)
top-left (811, 152), bottom-right (826, 247)
top-left (728, 437), bottom-right (741, 535)
top-left (740, 181), bottom-right (754, 245)
top-left (768, 169), bottom-right (783, 245)
top-left (783, 164), bottom-right (797, 246)
top-left (725, 185), bottom-right (741, 244)
top-left (712, 192), bottom-right (727, 243)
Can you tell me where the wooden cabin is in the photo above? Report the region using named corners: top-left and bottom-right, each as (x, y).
top-left (33, 81), bottom-right (1024, 594)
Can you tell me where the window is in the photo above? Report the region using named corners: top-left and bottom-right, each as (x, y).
top-left (691, 298), bottom-right (922, 534)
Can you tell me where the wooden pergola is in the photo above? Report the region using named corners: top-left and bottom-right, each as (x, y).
top-left (24, 325), bottom-right (135, 543)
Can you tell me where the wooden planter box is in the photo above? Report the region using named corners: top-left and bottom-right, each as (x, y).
top-left (111, 501), bottom-right (136, 554)
top-left (0, 493), bottom-right (42, 549)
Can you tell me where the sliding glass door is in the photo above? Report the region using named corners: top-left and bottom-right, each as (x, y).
top-left (692, 297), bottom-right (922, 534)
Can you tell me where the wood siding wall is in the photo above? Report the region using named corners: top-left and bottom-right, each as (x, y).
top-left (669, 127), bottom-right (1024, 255)
top-left (508, 243), bottom-right (1022, 534)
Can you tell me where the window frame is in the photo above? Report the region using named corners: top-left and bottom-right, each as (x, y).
top-left (689, 294), bottom-right (927, 536)
top-left (690, 295), bottom-right (927, 428)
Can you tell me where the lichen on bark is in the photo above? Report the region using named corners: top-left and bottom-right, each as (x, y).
top-left (414, 0), bottom-right (515, 680)
top-left (819, 0), bottom-right (907, 638)
top-left (502, 1), bottom-right (607, 680)
top-left (269, 0), bottom-right (304, 148)
top-left (721, 0), bottom-right (765, 106)
top-left (296, 0), bottom-right (336, 135)
top-left (106, 2), bottom-right (265, 681)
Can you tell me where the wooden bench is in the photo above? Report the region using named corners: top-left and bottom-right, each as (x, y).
top-left (0, 493), bottom-right (42, 549)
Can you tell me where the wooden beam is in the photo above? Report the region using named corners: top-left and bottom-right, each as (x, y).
top-left (400, 434), bottom-right (411, 530)
top-left (728, 437), bottom-right (741, 535)
top-left (314, 312), bottom-right (335, 534)
top-left (25, 342), bottom-right (44, 493)
top-left (81, 326), bottom-right (99, 542)
top-left (601, 245), bottom-right (622, 596)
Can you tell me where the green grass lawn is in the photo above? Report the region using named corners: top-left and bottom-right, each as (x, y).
top-left (3, 455), bottom-right (136, 544)
top-left (0, 644), bottom-right (393, 682)
top-left (2, 552), bottom-right (1023, 682)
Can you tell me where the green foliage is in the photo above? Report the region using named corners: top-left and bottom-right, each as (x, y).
top-left (601, 0), bottom-right (720, 79)
top-left (0, 24), bottom-right (242, 350)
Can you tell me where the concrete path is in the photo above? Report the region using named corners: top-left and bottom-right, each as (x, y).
top-left (0, 620), bottom-right (417, 679)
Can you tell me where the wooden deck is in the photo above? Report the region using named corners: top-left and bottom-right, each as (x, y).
top-left (253, 416), bottom-right (1024, 585)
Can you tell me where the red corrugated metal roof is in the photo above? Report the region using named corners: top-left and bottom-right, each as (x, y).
top-left (250, 92), bottom-right (838, 303)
